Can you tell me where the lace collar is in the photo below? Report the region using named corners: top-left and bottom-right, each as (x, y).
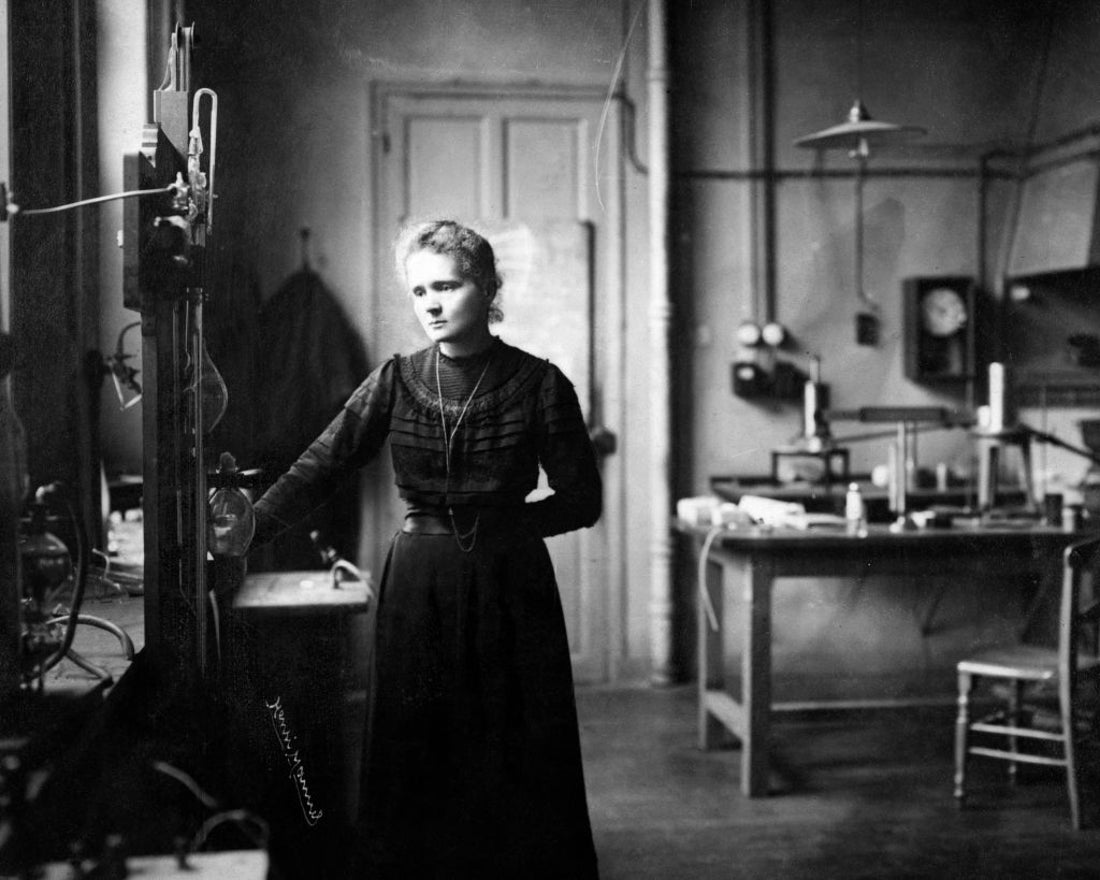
top-left (395, 339), bottom-right (547, 418)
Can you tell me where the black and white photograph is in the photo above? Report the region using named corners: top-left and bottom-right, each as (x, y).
top-left (3, 1), bottom-right (1100, 878)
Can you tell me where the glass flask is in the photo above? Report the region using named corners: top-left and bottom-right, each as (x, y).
top-left (207, 452), bottom-right (255, 557)
top-left (187, 336), bottom-right (228, 433)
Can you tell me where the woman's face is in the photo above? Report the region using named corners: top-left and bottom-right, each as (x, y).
top-left (405, 249), bottom-right (492, 354)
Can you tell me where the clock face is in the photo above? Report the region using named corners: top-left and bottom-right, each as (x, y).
top-left (921, 286), bottom-right (968, 337)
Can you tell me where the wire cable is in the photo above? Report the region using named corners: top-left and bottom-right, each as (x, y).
top-left (151, 760), bottom-right (220, 811)
top-left (594, 0), bottom-right (646, 209)
top-left (13, 185), bottom-right (176, 216)
top-left (27, 483), bottom-right (91, 680)
top-left (191, 809), bottom-right (270, 853)
top-left (152, 760), bottom-right (270, 856)
top-left (208, 588), bottom-right (222, 667)
top-left (697, 524), bottom-right (726, 632)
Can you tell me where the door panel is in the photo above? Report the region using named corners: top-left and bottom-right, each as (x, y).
top-left (504, 119), bottom-right (583, 218)
top-left (406, 116), bottom-right (486, 220)
top-left (374, 86), bottom-right (614, 682)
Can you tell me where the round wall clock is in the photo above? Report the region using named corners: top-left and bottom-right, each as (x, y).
top-left (921, 286), bottom-right (968, 337)
top-left (904, 277), bottom-right (978, 383)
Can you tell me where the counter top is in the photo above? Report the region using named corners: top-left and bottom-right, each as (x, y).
top-left (675, 517), bottom-right (1082, 551)
top-left (708, 476), bottom-right (1028, 521)
top-left (233, 569), bottom-right (371, 617)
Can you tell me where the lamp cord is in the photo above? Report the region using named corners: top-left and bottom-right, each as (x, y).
top-left (12, 185), bottom-right (175, 217)
top-left (855, 0), bottom-right (864, 101)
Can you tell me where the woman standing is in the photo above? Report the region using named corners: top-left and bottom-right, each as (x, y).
top-left (252, 220), bottom-right (602, 878)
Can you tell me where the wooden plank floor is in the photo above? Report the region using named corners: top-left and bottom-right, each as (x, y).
top-left (579, 686), bottom-right (1100, 880)
top-left (32, 595), bottom-right (1100, 879)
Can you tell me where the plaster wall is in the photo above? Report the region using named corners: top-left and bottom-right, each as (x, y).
top-left (89, 0), bottom-right (1100, 683)
top-left (168, 0), bottom-right (656, 678)
top-left (96, 0), bottom-right (147, 483)
top-left (672, 0), bottom-right (1100, 688)
top-left (677, 0), bottom-right (1046, 495)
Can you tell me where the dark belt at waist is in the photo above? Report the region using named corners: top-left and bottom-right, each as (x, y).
top-left (402, 512), bottom-right (454, 535)
top-left (402, 506), bottom-right (527, 536)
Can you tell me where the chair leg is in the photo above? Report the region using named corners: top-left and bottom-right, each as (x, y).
top-left (64, 647), bottom-right (113, 681)
top-left (1060, 677), bottom-right (1082, 829)
top-left (1008, 679), bottom-right (1023, 786)
top-left (955, 670), bottom-right (972, 805)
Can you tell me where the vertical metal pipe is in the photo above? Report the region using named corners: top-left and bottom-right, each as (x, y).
top-left (748, 0), bottom-right (776, 322)
top-left (193, 295), bottom-right (207, 677)
top-left (647, 0), bottom-right (673, 685)
top-left (0, 0), bottom-right (17, 697)
top-left (0, 4), bottom-right (15, 698)
top-left (0, 0), bottom-right (10, 333)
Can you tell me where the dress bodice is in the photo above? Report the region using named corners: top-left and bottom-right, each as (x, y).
top-left (253, 339), bottom-right (601, 543)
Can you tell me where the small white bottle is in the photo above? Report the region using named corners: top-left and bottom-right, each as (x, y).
top-left (845, 482), bottom-right (866, 536)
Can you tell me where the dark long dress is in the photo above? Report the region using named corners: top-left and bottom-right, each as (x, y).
top-left (253, 338), bottom-right (602, 879)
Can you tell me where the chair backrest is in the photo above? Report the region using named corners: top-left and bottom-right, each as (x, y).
top-left (1059, 534), bottom-right (1100, 693)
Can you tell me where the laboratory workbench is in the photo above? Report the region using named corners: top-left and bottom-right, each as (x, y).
top-left (678, 519), bottom-right (1084, 797)
top-left (709, 475), bottom-right (1028, 521)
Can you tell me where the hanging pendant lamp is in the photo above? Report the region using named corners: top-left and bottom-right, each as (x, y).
top-left (793, 2), bottom-right (925, 344)
top-left (795, 100), bottom-right (923, 344)
top-left (794, 0), bottom-right (924, 157)
top-left (795, 98), bottom-right (924, 158)
top-left (795, 98), bottom-right (924, 345)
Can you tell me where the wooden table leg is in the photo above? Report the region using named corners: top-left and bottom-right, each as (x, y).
top-left (741, 553), bottom-right (773, 797)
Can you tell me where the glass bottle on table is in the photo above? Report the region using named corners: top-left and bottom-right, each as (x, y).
top-left (845, 482), bottom-right (867, 536)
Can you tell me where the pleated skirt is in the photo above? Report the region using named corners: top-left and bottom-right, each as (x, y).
top-left (354, 524), bottom-right (599, 879)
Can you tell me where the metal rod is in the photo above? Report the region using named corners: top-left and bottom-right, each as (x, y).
top-left (193, 295), bottom-right (207, 678)
top-left (675, 165), bottom-right (1013, 182)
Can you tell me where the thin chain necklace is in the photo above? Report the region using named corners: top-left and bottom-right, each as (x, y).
top-left (435, 344), bottom-right (493, 552)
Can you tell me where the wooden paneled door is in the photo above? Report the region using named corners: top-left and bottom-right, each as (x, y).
top-left (370, 83), bottom-right (621, 683)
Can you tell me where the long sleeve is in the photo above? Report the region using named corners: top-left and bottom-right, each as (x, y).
top-left (252, 359), bottom-right (395, 546)
top-left (526, 364), bottom-right (602, 538)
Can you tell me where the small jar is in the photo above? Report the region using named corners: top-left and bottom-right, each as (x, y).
top-left (845, 482), bottom-right (866, 536)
